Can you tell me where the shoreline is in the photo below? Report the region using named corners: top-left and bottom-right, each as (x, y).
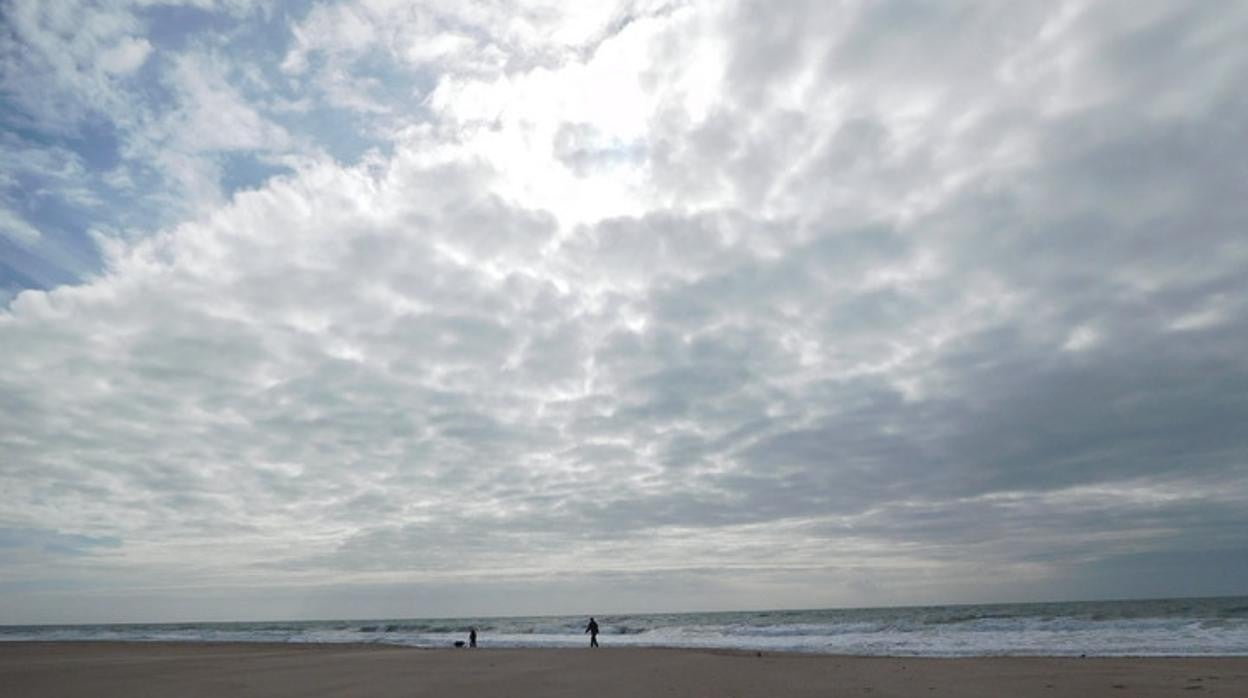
top-left (4, 641), bottom-right (1247, 697)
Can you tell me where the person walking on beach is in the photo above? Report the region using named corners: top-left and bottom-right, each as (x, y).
top-left (585, 617), bottom-right (599, 648)
top-left (469, 627), bottom-right (477, 648)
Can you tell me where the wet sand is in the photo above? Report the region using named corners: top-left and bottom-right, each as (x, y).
top-left (2, 642), bottom-right (1246, 697)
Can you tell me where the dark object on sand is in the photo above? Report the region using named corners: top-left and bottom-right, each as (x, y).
top-left (454, 641), bottom-right (465, 648)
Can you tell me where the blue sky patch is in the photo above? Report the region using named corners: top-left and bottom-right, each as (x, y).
top-left (221, 152), bottom-right (294, 196)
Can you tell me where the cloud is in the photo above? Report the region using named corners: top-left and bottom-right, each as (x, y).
top-left (1, 0), bottom-right (1247, 622)
top-left (0, 208), bottom-right (42, 246)
top-left (98, 36), bottom-right (153, 75)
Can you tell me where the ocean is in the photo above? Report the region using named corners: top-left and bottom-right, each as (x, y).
top-left (3, 596), bottom-right (1247, 656)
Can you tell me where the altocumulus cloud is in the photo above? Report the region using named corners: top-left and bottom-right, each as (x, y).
top-left (1, 0), bottom-right (1247, 623)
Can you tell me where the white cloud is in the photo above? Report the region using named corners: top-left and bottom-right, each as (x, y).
top-left (0, 1), bottom-right (148, 130)
top-left (0, 207), bottom-right (42, 245)
top-left (98, 36), bottom-right (153, 75)
top-left (162, 53), bottom-right (293, 153)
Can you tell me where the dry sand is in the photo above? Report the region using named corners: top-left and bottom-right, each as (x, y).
top-left (2, 642), bottom-right (1246, 697)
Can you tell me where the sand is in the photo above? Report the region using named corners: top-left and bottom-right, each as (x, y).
top-left (2, 642), bottom-right (1246, 697)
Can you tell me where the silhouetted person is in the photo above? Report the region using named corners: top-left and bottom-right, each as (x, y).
top-left (469, 627), bottom-right (477, 648)
top-left (585, 617), bottom-right (599, 647)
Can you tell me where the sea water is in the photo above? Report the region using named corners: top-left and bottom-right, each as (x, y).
top-left (3, 596), bottom-right (1247, 656)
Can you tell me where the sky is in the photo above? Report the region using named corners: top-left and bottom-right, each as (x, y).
top-left (1, 0), bottom-right (1246, 625)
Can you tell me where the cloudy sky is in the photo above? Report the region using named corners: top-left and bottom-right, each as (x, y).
top-left (2, 0), bottom-right (1247, 624)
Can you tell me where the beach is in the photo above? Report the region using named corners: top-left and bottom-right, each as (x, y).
top-left (2, 642), bottom-right (1245, 697)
